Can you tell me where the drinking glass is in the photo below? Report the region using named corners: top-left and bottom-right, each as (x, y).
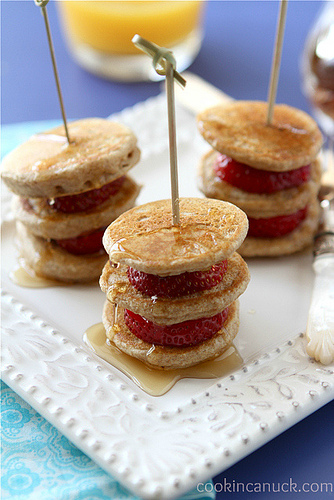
top-left (301, 2), bottom-right (334, 142)
top-left (57, 0), bottom-right (205, 82)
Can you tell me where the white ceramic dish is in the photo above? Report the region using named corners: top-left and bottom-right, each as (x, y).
top-left (1, 95), bottom-right (334, 500)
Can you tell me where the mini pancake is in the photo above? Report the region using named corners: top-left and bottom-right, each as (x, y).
top-left (238, 197), bottom-right (320, 257)
top-left (103, 198), bottom-right (248, 276)
top-left (12, 175), bottom-right (140, 240)
top-left (198, 150), bottom-right (322, 218)
top-left (100, 252), bottom-right (250, 324)
top-left (16, 221), bottom-right (107, 283)
top-left (197, 101), bottom-right (323, 171)
top-left (1, 118), bottom-right (140, 198)
top-left (102, 300), bottom-right (240, 370)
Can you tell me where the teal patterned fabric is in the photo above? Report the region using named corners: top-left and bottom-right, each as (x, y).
top-left (1, 121), bottom-right (216, 500)
top-left (1, 380), bottom-right (215, 500)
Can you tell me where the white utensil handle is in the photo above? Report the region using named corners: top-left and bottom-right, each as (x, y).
top-left (306, 254), bottom-right (334, 365)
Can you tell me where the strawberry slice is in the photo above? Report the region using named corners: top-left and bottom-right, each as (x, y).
top-left (124, 307), bottom-right (229, 347)
top-left (48, 177), bottom-right (125, 213)
top-left (55, 227), bottom-right (106, 255)
top-left (214, 154), bottom-right (310, 194)
top-left (127, 260), bottom-right (228, 298)
top-left (248, 206), bottom-right (308, 238)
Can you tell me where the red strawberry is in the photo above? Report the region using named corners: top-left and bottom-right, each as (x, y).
top-left (55, 227), bottom-right (106, 255)
top-left (124, 307), bottom-right (229, 347)
top-left (248, 206), bottom-right (308, 238)
top-left (48, 177), bottom-right (125, 213)
top-left (214, 154), bottom-right (310, 194)
top-left (127, 260), bottom-right (228, 298)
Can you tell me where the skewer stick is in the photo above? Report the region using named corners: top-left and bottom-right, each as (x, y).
top-left (166, 60), bottom-right (180, 225)
top-left (34, 0), bottom-right (70, 143)
top-left (132, 35), bottom-right (186, 225)
top-left (267, 0), bottom-right (288, 125)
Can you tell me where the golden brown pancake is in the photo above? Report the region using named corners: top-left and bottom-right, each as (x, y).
top-left (198, 150), bottom-right (321, 218)
top-left (100, 252), bottom-right (250, 324)
top-left (103, 198), bottom-right (249, 276)
top-left (102, 300), bottom-right (240, 370)
top-left (16, 221), bottom-right (107, 283)
top-left (238, 197), bottom-right (320, 257)
top-left (197, 101), bottom-right (323, 171)
top-left (1, 118), bottom-right (140, 198)
top-left (12, 175), bottom-right (140, 240)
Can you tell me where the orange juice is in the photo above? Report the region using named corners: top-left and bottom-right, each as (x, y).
top-left (57, 1), bottom-right (205, 80)
top-left (59, 1), bottom-right (204, 54)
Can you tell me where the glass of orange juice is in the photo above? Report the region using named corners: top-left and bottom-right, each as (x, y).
top-left (57, 0), bottom-right (206, 81)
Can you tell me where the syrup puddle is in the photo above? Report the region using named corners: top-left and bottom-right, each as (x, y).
top-left (84, 323), bottom-right (243, 396)
top-left (10, 265), bottom-right (64, 288)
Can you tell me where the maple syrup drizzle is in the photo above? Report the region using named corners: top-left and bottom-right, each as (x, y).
top-left (10, 264), bottom-right (63, 288)
top-left (33, 133), bottom-right (68, 143)
top-left (108, 222), bottom-right (236, 276)
top-left (84, 322), bottom-right (243, 396)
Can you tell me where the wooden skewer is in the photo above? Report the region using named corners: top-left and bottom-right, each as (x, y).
top-left (132, 35), bottom-right (186, 225)
top-left (166, 60), bottom-right (180, 225)
top-left (35, 0), bottom-right (70, 143)
top-left (267, 0), bottom-right (288, 125)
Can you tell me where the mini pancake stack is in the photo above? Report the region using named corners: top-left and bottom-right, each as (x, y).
top-left (99, 198), bottom-right (250, 370)
top-left (1, 118), bottom-right (140, 282)
top-left (197, 101), bottom-right (323, 257)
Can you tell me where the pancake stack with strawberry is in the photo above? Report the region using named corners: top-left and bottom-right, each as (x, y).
top-left (99, 197), bottom-right (250, 370)
top-left (1, 118), bottom-right (140, 282)
top-left (197, 101), bottom-right (323, 257)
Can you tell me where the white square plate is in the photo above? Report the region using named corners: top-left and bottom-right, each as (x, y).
top-left (1, 95), bottom-right (333, 500)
